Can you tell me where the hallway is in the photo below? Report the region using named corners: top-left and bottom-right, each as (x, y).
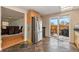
top-left (2, 37), bottom-right (79, 52)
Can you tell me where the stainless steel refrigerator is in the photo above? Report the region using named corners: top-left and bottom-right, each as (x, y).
top-left (32, 16), bottom-right (42, 44)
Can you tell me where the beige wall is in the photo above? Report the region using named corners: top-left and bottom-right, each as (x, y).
top-left (42, 16), bottom-right (50, 37)
top-left (9, 18), bottom-right (24, 33)
top-left (9, 19), bottom-right (24, 26)
top-left (42, 9), bottom-right (79, 43)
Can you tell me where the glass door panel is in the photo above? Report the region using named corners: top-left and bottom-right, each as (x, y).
top-left (50, 18), bottom-right (58, 37)
top-left (59, 16), bottom-right (70, 41)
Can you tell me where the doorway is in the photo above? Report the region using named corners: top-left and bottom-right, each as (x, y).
top-left (50, 16), bottom-right (70, 44)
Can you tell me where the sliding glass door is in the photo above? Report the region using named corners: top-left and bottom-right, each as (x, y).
top-left (50, 16), bottom-right (70, 41)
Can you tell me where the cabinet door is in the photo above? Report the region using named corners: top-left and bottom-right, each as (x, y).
top-left (75, 32), bottom-right (79, 48)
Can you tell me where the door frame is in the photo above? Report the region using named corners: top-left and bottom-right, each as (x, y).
top-left (49, 16), bottom-right (71, 42)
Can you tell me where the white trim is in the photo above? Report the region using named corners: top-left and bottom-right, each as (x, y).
top-left (24, 11), bottom-right (27, 41)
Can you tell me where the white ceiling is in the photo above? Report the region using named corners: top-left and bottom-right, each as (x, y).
top-left (16, 6), bottom-right (61, 15)
top-left (2, 6), bottom-right (79, 21)
top-left (1, 7), bottom-right (24, 22)
top-left (3, 6), bottom-right (79, 16)
top-left (15, 6), bottom-right (79, 15)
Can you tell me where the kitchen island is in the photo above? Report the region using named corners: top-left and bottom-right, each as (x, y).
top-left (1, 33), bottom-right (24, 50)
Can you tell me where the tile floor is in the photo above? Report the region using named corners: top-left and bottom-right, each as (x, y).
top-left (2, 37), bottom-right (79, 52)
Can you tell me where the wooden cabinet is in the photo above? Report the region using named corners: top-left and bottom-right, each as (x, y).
top-left (74, 31), bottom-right (79, 48)
top-left (2, 34), bottom-right (24, 49)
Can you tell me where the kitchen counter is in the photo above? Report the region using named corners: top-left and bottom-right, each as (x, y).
top-left (2, 32), bottom-right (23, 38)
top-left (1, 33), bottom-right (24, 50)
